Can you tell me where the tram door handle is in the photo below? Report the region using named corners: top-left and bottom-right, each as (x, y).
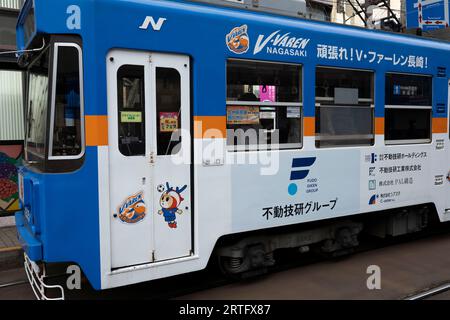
top-left (149, 151), bottom-right (155, 165)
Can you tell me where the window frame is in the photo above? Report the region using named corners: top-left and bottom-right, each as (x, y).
top-left (48, 42), bottom-right (85, 160)
top-left (384, 72), bottom-right (432, 146)
top-left (226, 58), bottom-right (304, 152)
top-left (315, 66), bottom-right (375, 148)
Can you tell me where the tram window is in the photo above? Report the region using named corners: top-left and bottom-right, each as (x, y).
top-left (385, 108), bottom-right (431, 143)
top-left (26, 47), bottom-right (50, 159)
top-left (156, 67), bottom-right (182, 156)
top-left (117, 65), bottom-right (146, 156)
top-left (315, 67), bottom-right (374, 148)
top-left (227, 59), bottom-right (301, 102)
top-left (385, 73), bottom-right (432, 106)
top-left (385, 73), bottom-right (432, 145)
top-left (50, 45), bottom-right (83, 158)
top-left (226, 59), bottom-right (302, 151)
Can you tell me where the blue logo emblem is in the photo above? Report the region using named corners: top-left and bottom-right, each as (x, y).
top-left (371, 153), bottom-right (377, 164)
top-left (288, 157), bottom-right (316, 196)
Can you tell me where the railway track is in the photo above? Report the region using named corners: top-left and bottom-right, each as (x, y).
top-left (0, 279), bottom-right (28, 289)
top-left (405, 283), bottom-right (450, 300)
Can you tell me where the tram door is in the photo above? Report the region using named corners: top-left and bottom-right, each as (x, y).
top-left (107, 50), bottom-right (192, 269)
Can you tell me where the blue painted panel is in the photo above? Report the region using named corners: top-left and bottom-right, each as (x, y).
top-left (15, 211), bottom-right (42, 261)
top-left (17, 148), bottom-right (101, 289)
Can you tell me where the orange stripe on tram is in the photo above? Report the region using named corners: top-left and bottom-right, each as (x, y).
top-left (303, 117), bottom-right (315, 137)
top-left (85, 115), bottom-right (109, 146)
top-left (375, 118), bottom-right (384, 135)
top-left (194, 116), bottom-right (227, 139)
top-left (432, 118), bottom-right (448, 134)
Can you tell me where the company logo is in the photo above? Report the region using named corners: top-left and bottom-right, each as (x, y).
top-left (116, 192), bottom-right (146, 224)
top-left (288, 157), bottom-right (316, 196)
top-left (254, 30), bottom-right (310, 57)
top-left (369, 167), bottom-right (376, 176)
top-left (139, 16), bottom-right (167, 31)
top-left (369, 180), bottom-right (377, 190)
top-left (435, 175), bottom-right (444, 186)
top-left (365, 153), bottom-right (377, 164)
top-left (226, 25), bottom-right (250, 54)
top-left (369, 194), bottom-right (378, 205)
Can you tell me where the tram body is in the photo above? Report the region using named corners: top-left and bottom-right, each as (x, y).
top-left (15, 0), bottom-right (450, 293)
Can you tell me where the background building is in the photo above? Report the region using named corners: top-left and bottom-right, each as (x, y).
top-left (331, 0), bottom-right (403, 31)
top-left (0, 0), bottom-right (24, 225)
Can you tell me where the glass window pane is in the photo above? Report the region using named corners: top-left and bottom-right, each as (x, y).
top-left (385, 73), bottom-right (432, 106)
top-left (51, 46), bottom-right (82, 157)
top-left (315, 67), bottom-right (374, 148)
top-left (26, 47), bottom-right (50, 158)
top-left (117, 65), bottom-right (146, 156)
top-left (227, 60), bottom-right (302, 103)
top-left (226, 105), bottom-right (302, 149)
top-left (385, 108), bottom-right (431, 142)
top-left (23, 8), bottom-right (35, 47)
top-left (226, 60), bottom-right (303, 151)
top-left (0, 13), bottom-right (18, 49)
top-left (156, 67), bottom-right (181, 156)
top-left (316, 67), bottom-right (373, 103)
top-left (315, 106), bottom-right (373, 147)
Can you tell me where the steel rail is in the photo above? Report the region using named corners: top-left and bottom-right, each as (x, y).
top-left (0, 280), bottom-right (28, 289)
top-left (405, 283), bottom-right (450, 300)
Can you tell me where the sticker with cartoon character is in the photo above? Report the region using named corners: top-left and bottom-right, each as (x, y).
top-left (226, 25), bottom-right (250, 54)
top-left (115, 191), bottom-right (147, 224)
top-left (157, 182), bottom-right (187, 229)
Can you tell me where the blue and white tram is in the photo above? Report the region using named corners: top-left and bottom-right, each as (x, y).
top-left (15, 0), bottom-right (450, 296)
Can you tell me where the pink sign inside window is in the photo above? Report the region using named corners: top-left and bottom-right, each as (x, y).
top-left (259, 85), bottom-right (276, 102)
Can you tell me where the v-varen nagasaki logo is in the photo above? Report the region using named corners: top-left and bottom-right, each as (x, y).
top-left (254, 30), bottom-right (310, 56)
top-left (226, 26), bottom-right (310, 57)
top-left (226, 25), bottom-right (250, 54)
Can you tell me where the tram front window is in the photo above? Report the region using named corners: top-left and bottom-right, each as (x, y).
top-left (24, 38), bottom-right (84, 171)
top-left (49, 44), bottom-right (83, 158)
top-left (25, 46), bottom-right (50, 163)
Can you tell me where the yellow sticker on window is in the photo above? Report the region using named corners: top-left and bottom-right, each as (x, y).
top-left (121, 111), bottom-right (142, 123)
